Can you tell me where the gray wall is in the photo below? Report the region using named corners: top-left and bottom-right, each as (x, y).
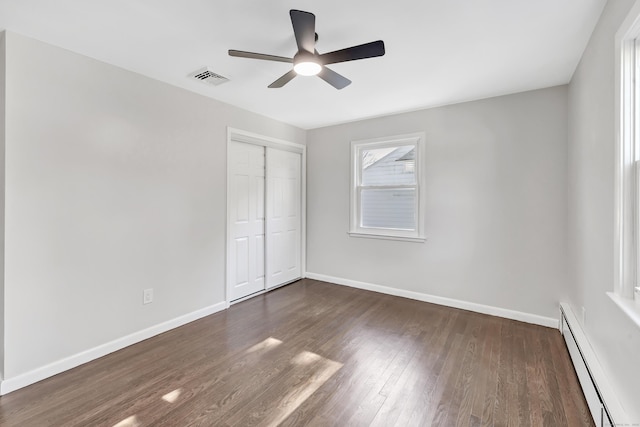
top-left (567, 0), bottom-right (640, 420)
top-left (2, 32), bottom-right (304, 379)
top-left (307, 86), bottom-right (568, 320)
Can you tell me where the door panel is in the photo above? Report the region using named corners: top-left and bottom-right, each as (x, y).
top-left (266, 148), bottom-right (301, 288)
top-left (234, 237), bottom-right (249, 285)
top-left (228, 141), bottom-right (266, 301)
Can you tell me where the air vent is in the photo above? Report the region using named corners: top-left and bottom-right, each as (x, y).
top-left (188, 67), bottom-right (229, 86)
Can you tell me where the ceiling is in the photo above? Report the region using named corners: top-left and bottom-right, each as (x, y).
top-left (0, 0), bottom-right (606, 129)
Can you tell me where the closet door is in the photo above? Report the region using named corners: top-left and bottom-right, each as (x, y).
top-left (266, 147), bottom-right (302, 288)
top-left (228, 141), bottom-right (266, 301)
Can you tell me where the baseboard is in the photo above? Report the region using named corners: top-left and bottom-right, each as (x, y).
top-left (0, 301), bottom-right (227, 395)
top-left (305, 272), bottom-right (559, 328)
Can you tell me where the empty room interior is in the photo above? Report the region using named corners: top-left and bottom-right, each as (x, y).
top-left (0, 0), bottom-right (639, 426)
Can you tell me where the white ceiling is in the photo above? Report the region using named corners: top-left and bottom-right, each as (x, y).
top-left (0, 0), bottom-right (606, 129)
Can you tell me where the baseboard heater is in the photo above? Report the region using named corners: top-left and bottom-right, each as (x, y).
top-left (559, 303), bottom-right (626, 427)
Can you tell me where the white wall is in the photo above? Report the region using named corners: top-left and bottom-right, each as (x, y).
top-left (0, 31), bottom-right (6, 381)
top-left (307, 86), bottom-right (568, 321)
top-left (2, 32), bottom-right (304, 380)
top-left (567, 0), bottom-right (640, 421)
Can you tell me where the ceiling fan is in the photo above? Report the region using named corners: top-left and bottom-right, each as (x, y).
top-left (229, 9), bottom-right (385, 90)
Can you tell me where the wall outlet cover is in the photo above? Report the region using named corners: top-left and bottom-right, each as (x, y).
top-left (143, 288), bottom-right (153, 305)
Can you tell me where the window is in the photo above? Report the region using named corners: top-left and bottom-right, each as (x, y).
top-left (349, 133), bottom-right (426, 241)
top-left (612, 3), bottom-right (640, 320)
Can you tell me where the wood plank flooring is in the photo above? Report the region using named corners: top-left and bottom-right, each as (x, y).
top-left (0, 279), bottom-right (593, 426)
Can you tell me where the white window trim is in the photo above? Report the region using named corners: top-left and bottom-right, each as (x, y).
top-left (612, 1), bottom-right (640, 326)
top-left (349, 132), bottom-right (426, 242)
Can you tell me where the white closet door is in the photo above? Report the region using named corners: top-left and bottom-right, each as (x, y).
top-left (266, 147), bottom-right (302, 288)
top-left (228, 141), bottom-right (266, 301)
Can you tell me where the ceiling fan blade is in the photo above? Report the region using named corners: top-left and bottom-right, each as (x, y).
top-left (228, 50), bottom-right (293, 63)
top-left (268, 70), bottom-right (297, 88)
top-left (318, 66), bottom-right (351, 90)
top-left (319, 40), bottom-right (385, 65)
top-left (290, 9), bottom-right (316, 53)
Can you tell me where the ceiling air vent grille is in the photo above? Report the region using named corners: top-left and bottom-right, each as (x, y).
top-left (189, 67), bottom-right (229, 86)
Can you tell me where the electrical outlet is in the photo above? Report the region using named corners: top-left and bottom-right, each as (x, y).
top-left (143, 288), bottom-right (153, 305)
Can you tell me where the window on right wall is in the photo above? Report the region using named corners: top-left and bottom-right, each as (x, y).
top-left (349, 133), bottom-right (426, 242)
top-left (613, 4), bottom-right (640, 315)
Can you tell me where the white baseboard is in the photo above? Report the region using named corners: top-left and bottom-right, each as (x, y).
top-left (0, 301), bottom-right (227, 395)
top-left (305, 272), bottom-right (559, 328)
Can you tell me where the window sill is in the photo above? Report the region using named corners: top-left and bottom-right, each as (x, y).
top-left (348, 231), bottom-right (426, 243)
top-left (607, 292), bottom-right (640, 329)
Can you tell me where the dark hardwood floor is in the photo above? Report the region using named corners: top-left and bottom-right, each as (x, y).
top-left (0, 279), bottom-right (593, 426)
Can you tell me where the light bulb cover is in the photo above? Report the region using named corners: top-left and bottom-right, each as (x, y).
top-left (293, 51), bottom-right (321, 76)
top-left (294, 61), bottom-right (321, 76)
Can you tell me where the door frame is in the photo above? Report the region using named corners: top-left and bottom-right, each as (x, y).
top-left (225, 127), bottom-right (306, 306)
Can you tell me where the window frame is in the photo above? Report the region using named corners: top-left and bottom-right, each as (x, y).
top-left (612, 2), bottom-right (640, 323)
top-left (349, 133), bottom-right (426, 242)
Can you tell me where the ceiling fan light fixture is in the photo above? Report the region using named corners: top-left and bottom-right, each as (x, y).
top-left (294, 60), bottom-right (321, 76)
top-left (228, 9), bottom-right (385, 89)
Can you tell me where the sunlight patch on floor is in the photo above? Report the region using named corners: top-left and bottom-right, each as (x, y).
top-left (162, 388), bottom-right (182, 403)
top-left (245, 336), bottom-right (283, 354)
top-left (291, 350), bottom-right (322, 366)
top-left (263, 353), bottom-right (343, 427)
top-left (112, 415), bottom-right (140, 427)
